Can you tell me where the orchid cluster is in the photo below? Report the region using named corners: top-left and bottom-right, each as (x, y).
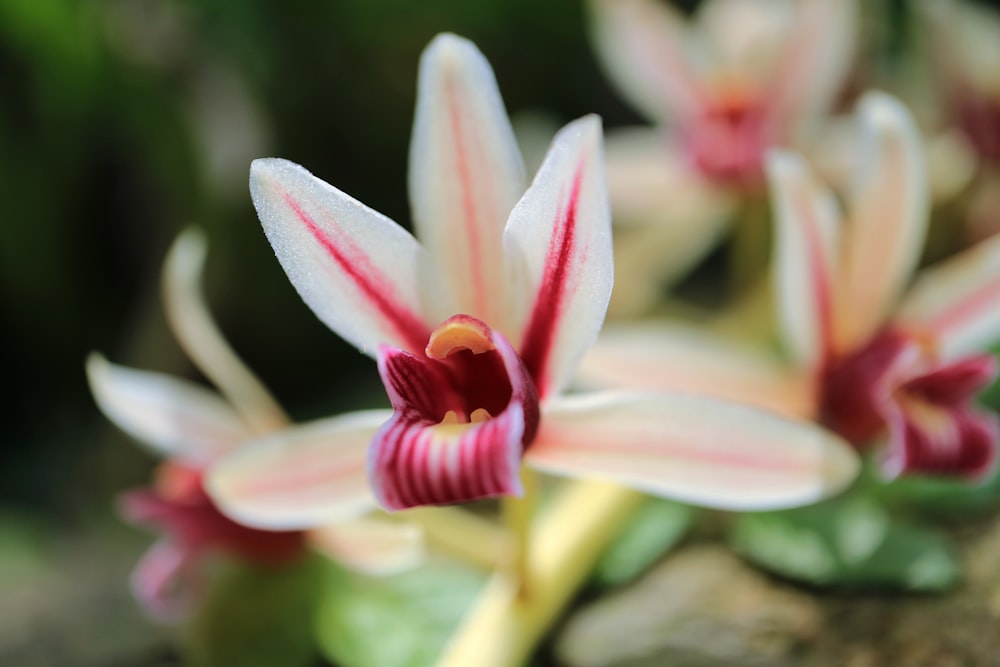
top-left (88, 0), bottom-right (1000, 665)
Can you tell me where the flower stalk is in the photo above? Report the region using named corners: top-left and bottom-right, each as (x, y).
top-left (437, 480), bottom-right (644, 667)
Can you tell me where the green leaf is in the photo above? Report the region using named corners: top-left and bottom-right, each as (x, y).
top-left (315, 556), bottom-right (486, 667)
top-left (730, 494), bottom-right (959, 591)
top-left (183, 555), bottom-right (324, 667)
top-left (873, 465), bottom-right (1000, 517)
top-left (593, 499), bottom-right (693, 587)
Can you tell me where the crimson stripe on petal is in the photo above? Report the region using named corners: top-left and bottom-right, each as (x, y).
top-left (518, 163), bottom-right (584, 396)
top-left (282, 193), bottom-right (430, 353)
top-left (368, 408), bottom-right (525, 511)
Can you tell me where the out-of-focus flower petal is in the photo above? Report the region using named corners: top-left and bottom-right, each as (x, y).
top-left (577, 323), bottom-right (813, 419)
top-left (308, 517), bottom-right (425, 576)
top-left (896, 233), bottom-right (1000, 359)
top-left (162, 228), bottom-right (287, 434)
top-left (526, 391), bottom-right (859, 511)
top-left (603, 128), bottom-right (733, 316)
top-left (409, 33), bottom-right (525, 330)
top-left (767, 150), bottom-right (840, 369)
top-left (767, 0), bottom-right (857, 125)
top-left (86, 353), bottom-right (249, 464)
top-left (130, 539), bottom-right (196, 622)
top-left (697, 0), bottom-right (794, 79)
top-left (588, 0), bottom-right (705, 124)
top-left (250, 158), bottom-right (438, 356)
top-left (604, 127), bottom-right (733, 228)
top-left (836, 93), bottom-right (929, 350)
top-left (206, 411), bottom-right (389, 530)
top-left (883, 396), bottom-right (998, 481)
top-left (919, 0), bottom-right (1000, 97)
top-left (504, 116), bottom-right (612, 400)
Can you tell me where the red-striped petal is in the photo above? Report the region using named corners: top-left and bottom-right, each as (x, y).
top-left (371, 315), bottom-right (539, 510)
top-left (251, 158), bottom-right (437, 356)
top-left (368, 406), bottom-right (526, 511)
top-left (506, 116), bottom-right (612, 400)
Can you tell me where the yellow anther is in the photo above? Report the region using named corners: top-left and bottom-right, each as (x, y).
top-left (427, 316), bottom-right (495, 359)
top-left (470, 408), bottom-right (492, 424)
top-left (441, 410), bottom-right (461, 425)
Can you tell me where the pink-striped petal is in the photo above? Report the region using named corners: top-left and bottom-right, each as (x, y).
top-left (766, 0), bottom-right (857, 124)
top-left (526, 392), bottom-right (859, 511)
top-left (588, 0), bottom-right (705, 124)
top-left (371, 319), bottom-right (538, 510)
top-left (577, 323), bottom-right (814, 420)
top-left (205, 411), bottom-right (389, 530)
top-left (836, 93), bottom-right (928, 350)
top-left (86, 353), bottom-right (250, 465)
top-left (250, 158), bottom-right (437, 356)
top-left (162, 228), bottom-right (288, 434)
top-left (308, 517), bottom-right (425, 576)
top-left (896, 232), bottom-right (1000, 359)
top-left (368, 405), bottom-right (526, 511)
top-left (505, 116), bottom-right (612, 400)
top-left (768, 150), bottom-right (841, 370)
top-left (130, 539), bottom-right (197, 621)
top-left (409, 33), bottom-right (525, 329)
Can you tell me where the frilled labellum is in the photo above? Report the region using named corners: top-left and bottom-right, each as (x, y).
top-left (821, 329), bottom-right (999, 480)
top-left (370, 315), bottom-right (541, 510)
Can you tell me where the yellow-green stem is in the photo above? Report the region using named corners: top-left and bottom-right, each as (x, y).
top-left (728, 195), bottom-right (771, 299)
top-left (501, 467), bottom-right (537, 600)
top-left (406, 506), bottom-right (512, 570)
top-left (435, 480), bottom-right (644, 667)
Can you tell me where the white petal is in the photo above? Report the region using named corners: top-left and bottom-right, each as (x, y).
top-left (162, 228), bottom-right (288, 434)
top-left (409, 34), bottom-right (525, 329)
top-left (86, 353), bottom-right (249, 464)
top-left (308, 516), bottom-right (425, 576)
top-left (577, 323), bottom-right (814, 419)
top-left (766, 0), bottom-right (857, 124)
top-left (836, 92), bottom-right (929, 350)
top-left (527, 392), bottom-right (859, 511)
top-left (602, 128), bottom-right (733, 316)
top-left (896, 232), bottom-right (1000, 359)
top-left (768, 150), bottom-right (841, 369)
top-left (588, 0), bottom-right (705, 123)
top-left (205, 411), bottom-right (390, 530)
top-left (250, 158), bottom-right (438, 357)
top-left (604, 127), bottom-right (733, 229)
top-left (504, 116), bottom-right (612, 400)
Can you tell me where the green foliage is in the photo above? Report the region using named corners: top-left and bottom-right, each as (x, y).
top-left (183, 555), bottom-right (324, 667)
top-left (875, 466), bottom-right (1000, 517)
top-left (315, 556), bottom-right (486, 667)
top-left (593, 498), bottom-right (694, 588)
top-left (731, 494), bottom-right (959, 592)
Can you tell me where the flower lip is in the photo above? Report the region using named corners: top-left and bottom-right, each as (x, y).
top-left (370, 314), bottom-right (540, 510)
top-left (384, 314), bottom-right (537, 431)
top-left (682, 88), bottom-right (773, 186)
top-left (821, 328), bottom-right (999, 479)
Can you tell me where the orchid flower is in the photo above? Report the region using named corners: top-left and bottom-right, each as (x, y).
top-left (87, 230), bottom-right (421, 619)
top-left (205, 33), bottom-right (859, 533)
top-left (581, 92), bottom-right (1000, 480)
top-left (916, 0), bottom-right (1000, 241)
top-left (588, 0), bottom-right (857, 314)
